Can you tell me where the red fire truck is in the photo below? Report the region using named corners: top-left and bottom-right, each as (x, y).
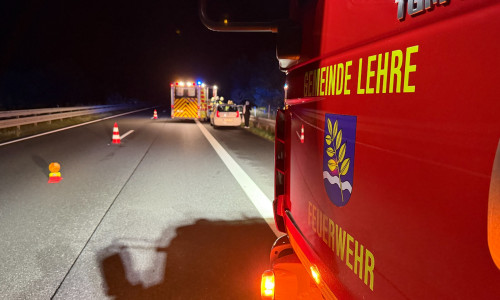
top-left (201, 0), bottom-right (500, 298)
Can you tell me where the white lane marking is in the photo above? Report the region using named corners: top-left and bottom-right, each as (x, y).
top-left (195, 119), bottom-right (280, 236)
top-left (120, 130), bottom-right (134, 140)
top-left (0, 107), bottom-right (154, 147)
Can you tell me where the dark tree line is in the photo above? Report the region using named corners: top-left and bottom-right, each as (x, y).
top-left (0, 0), bottom-right (287, 111)
top-left (0, 59), bottom-right (93, 110)
top-left (226, 50), bottom-right (285, 108)
top-left (0, 49), bottom-right (286, 111)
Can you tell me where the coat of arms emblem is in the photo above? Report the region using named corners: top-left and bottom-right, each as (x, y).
top-left (323, 114), bottom-right (357, 207)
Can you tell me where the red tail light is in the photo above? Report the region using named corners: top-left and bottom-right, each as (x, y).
top-left (236, 110), bottom-right (240, 117)
top-left (216, 110), bottom-right (220, 118)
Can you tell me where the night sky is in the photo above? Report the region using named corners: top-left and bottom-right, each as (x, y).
top-left (0, 0), bottom-right (287, 109)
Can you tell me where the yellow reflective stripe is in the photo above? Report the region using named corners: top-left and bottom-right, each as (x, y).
top-left (174, 98), bottom-right (198, 118)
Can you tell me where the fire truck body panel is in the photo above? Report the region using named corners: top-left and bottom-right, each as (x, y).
top-left (276, 0), bottom-right (500, 298)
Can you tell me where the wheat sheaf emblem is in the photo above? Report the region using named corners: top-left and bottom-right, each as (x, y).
top-left (325, 118), bottom-right (351, 203)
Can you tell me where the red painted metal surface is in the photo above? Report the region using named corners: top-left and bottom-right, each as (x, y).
top-left (278, 0), bottom-right (500, 298)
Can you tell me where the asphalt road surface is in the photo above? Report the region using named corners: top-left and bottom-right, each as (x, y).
top-left (0, 107), bottom-right (279, 299)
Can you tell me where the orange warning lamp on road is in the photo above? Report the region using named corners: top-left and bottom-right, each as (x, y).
top-left (48, 162), bottom-right (62, 183)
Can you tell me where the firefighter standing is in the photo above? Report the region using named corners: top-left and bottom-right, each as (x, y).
top-left (243, 100), bottom-right (251, 128)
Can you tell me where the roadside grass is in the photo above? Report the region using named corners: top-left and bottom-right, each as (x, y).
top-left (243, 122), bottom-right (275, 142)
top-left (0, 112), bottom-right (117, 144)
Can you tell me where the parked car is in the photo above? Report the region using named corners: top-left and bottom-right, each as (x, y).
top-left (210, 104), bottom-right (241, 128)
top-left (236, 105), bottom-right (244, 117)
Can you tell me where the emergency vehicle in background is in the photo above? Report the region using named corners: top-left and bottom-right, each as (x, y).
top-left (170, 81), bottom-right (212, 121)
top-left (201, 0), bottom-right (500, 298)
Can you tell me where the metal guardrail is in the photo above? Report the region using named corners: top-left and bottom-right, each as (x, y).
top-left (250, 116), bottom-right (276, 131)
top-left (0, 105), bottom-right (131, 130)
top-left (0, 106), bottom-right (98, 119)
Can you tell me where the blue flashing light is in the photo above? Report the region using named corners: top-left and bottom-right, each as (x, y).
top-left (197, 80), bottom-right (202, 85)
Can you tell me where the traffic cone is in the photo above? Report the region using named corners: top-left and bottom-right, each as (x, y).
top-left (48, 162), bottom-right (62, 183)
top-left (300, 124), bottom-right (304, 143)
top-left (112, 122), bottom-right (121, 144)
top-left (153, 109), bottom-right (158, 120)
